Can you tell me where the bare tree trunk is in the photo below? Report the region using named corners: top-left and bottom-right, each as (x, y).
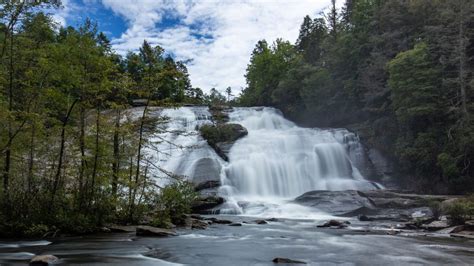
top-left (89, 107), bottom-right (101, 207)
top-left (50, 99), bottom-right (78, 207)
top-left (111, 109), bottom-right (121, 198)
top-left (78, 104), bottom-right (86, 205)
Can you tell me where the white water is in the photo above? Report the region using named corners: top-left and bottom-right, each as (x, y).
top-left (146, 106), bottom-right (379, 218)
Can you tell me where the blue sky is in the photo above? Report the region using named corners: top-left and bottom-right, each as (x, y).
top-left (54, 0), bottom-right (338, 93)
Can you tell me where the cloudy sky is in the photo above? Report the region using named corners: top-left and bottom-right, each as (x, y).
top-left (55, 0), bottom-right (340, 93)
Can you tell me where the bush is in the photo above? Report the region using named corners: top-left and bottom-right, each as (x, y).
top-left (153, 181), bottom-right (197, 226)
top-left (444, 195), bottom-right (474, 225)
top-left (427, 200), bottom-right (442, 220)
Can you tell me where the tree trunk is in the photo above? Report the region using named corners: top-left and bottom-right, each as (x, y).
top-left (50, 99), bottom-right (78, 207)
top-left (89, 107), bottom-right (101, 206)
top-left (78, 104), bottom-right (86, 205)
top-left (111, 109), bottom-right (121, 198)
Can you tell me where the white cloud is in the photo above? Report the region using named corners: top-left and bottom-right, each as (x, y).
top-left (100, 0), bottom-right (337, 93)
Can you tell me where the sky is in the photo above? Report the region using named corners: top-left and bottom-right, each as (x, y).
top-left (54, 0), bottom-right (340, 94)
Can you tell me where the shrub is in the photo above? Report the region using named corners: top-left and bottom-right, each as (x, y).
top-left (154, 181), bottom-right (197, 226)
top-left (444, 195), bottom-right (474, 225)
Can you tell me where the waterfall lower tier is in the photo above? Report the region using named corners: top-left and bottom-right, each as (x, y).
top-left (147, 106), bottom-right (380, 217)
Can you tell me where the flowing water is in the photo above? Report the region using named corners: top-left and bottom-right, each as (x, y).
top-left (146, 106), bottom-right (378, 217)
top-left (1, 106), bottom-right (472, 265)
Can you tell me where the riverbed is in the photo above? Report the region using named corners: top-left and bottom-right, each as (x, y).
top-left (1, 215), bottom-right (473, 265)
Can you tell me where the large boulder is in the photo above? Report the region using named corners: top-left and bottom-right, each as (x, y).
top-left (294, 190), bottom-right (454, 222)
top-left (199, 123), bottom-right (248, 161)
top-left (294, 190), bottom-right (375, 215)
top-left (136, 226), bottom-right (177, 237)
top-left (191, 196), bottom-right (225, 214)
top-left (191, 157), bottom-right (222, 186)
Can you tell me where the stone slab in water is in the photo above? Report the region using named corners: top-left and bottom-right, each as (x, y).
top-left (294, 190), bottom-right (375, 215)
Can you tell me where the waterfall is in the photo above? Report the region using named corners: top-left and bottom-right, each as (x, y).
top-left (146, 106), bottom-right (379, 217)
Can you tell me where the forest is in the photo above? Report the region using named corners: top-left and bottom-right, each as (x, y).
top-left (239, 0), bottom-right (474, 194)
top-left (0, 1), bottom-right (223, 236)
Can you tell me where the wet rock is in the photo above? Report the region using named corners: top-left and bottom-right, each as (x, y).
top-left (267, 218), bottom-right (279, 222)
top-left (358, 215), bottom-right (374, 221)
top-left (191, 158), bottom-right (222, 187)
top-left (191, 196), bottom-right (224, 214)
top-left (204, 217), bottom-right (233, 224)
top-left (107, 225), bottom-right (136, 233)
top-left (194, 180), bottom-right (221, 191)
top-left (191, 219), bottom-right (209, 230)
top-left (386, 229), bottom-right (401, 235)
top-left (422, 220), bottom-right (450, 231)
top-left (228, 223), bottom-right (242, 226)
top-left (136, 226), bottom-right (177, 237)
top-left (29, 255), bottom-right (59, 265)
top-left (294, 190), bottom-right (375, 215)
top-left (317, 220), bottom-right (349, 228)
top-left (450, 231), bottom-right (474, 239)
top-left (272, 257), bottom-right (306, 264)
top-left (254, 219), bottom-right (268, 225)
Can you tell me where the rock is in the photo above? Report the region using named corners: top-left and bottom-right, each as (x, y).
top-left (450, 231), bottom-right (474, 239)
top-left (205, 217), bottom-right (233, 224)
top-left (272, 257), bottom-right (306, 264)
top-left (191, 219), bottom-right (209, 230)
top-left (191, 158), bottom-right (222, 187)
top-left (386, 230), bottom-right (400, 235)
top-left (358, 215), bottom-right (374, 221)
top-left (191, 196), bottom-right (224, 214)
top-left (267, 218), bottom-right (279, 222)
top-left (254, 219), bottom-right (268, 225)
top-left (199, 123), bottom-right (248, 161)
top-left (294, 190), bottom-right (375, 215)
top-left (107, 225), bottom-right (136, 233)
top-left (136, 226), bottom-right (177, 237)
top-left (229, 223), bottom-right (242, 226)
top-left (317, 220), bottom-right (349, 228)
top-left (195, 180), bottom-right (221, 191)
top-left (190, 214), bottom-right (204, 220)
top-left (29, 255), bottom-right (59, 265)
top-left (422, 220), bottom-right (450, 231)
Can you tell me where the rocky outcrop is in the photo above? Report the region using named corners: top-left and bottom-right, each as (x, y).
top-left (191, 196), bottom-right (225, 214)
top-left (194, 180), bottom-right (221, 192)
top-left (29, 255), bottom-right (59, 265)
top-left (294, 190), bottom-right (455, 222)
top-left (136, 226), bottom-right (177, 237)
top-left (294, 190), bottom-right (375, 215)
top-left (191, 157), bottom-right (222, 187)
top-left (199, 123), bottom-right (248, 161)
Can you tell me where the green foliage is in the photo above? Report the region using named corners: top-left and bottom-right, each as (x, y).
top-left (0, 3), bottom-right (202, 236)
top-left (238, 0), bottom-right (474, 193)
top-left (199, 123), bottom-right (246, 147)
top-left (444, 196), bottom-right (474, 225)
top-left (153, 181), bottom-right (197, 226)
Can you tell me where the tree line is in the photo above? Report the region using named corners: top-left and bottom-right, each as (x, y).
top-left (0, 1), bottom-right (205, 236)
top-left (239, 0), bottom-right (473, 193)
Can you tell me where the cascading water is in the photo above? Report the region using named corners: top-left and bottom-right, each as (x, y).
top-left (146, 106), bottom-right (379, 218)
